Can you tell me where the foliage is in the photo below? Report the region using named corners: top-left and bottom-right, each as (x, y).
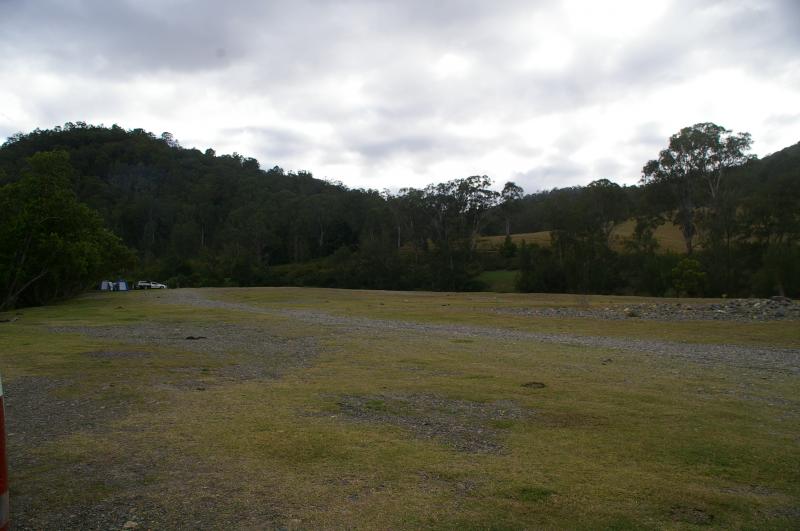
top-left (671, 258), bottom-right (707, 297)
top-left (641, 122), bottom-right (754, 255)
top-left (0, 123), bottom-right (797, 299)
top-left (0, 151), bottom-right (133, 309)
top-left (498, 235), bottom-right (517, 258)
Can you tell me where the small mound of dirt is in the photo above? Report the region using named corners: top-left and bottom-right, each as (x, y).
top-left (336, 393), bottom-right (531, 453)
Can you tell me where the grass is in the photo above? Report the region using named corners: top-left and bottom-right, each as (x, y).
top-left (478, 221), bottom-right (687, 254)
top-left (1, 288), bottom-right (799, 528)
top-left (476, 269), bottom-right (518, 292)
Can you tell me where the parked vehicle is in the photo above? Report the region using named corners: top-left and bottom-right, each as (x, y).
top-left (135, 280), bottom-right (167, 289)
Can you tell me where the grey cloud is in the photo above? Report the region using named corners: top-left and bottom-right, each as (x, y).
top-left (591, 158), bottom-right (625, 180)
top-left (1, 0), bottom-right (797, 188)
top-left (219, 126), bottom-right (311, 161)
top-left (764, 113), bottom-right (800, 127)
top-left (513, 161), bottom-right (588, 192)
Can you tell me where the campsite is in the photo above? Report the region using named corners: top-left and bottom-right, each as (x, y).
top-left (2, 287), bottom-right (799, 528)
top-left (1, 1), bottom-right (799, 528)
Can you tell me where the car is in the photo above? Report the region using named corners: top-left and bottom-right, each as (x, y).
top-left (136, 280), bottom-right (167, 289)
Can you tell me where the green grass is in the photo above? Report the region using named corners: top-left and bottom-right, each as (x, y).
top-left (476, 269), bottom-right (518, 292)
top-left (2, 287), bottom-right (799, 528)
top-left (478, 221), bottom-right (687, 254)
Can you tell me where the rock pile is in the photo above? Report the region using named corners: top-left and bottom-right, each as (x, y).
top-left (499, 297), bottom-right (799, 322)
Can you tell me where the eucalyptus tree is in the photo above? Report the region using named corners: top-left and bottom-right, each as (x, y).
top-left (642, 122), bottom-right (753, 255)
top-left (499, 181), bottom-right (524, 236)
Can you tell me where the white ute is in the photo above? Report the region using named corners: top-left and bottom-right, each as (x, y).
top-left (136, 280), bottom-right (167, 289)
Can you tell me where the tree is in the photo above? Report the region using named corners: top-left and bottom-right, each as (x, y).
top-left (0, 151), bottom-right (132, 309)
top-left (499, 181), bottom-right (523, 236)
top-left (671, 257), bottom-right (707, 297)
top-left (642, 123), bottom-right (753, 254)
top-left (582, 179), bottom-right (629, 244)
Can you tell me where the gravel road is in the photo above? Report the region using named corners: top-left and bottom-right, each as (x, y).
top-left (161, 289), bottom-right (800, 375)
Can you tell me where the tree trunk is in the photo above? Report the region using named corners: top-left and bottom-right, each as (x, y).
top-left (682, 226), bottom-right (694, 255)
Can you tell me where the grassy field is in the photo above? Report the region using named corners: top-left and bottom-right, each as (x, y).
top-left (2, 288), bottom-right (798, 529)
top-left (478, 221), bottom-right (687, 254)
top-left (476, 270), bottom-right (518, 292)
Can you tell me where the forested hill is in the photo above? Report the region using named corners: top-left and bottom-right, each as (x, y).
top-left (1, 123), bottom-right (798, 306)
top-left (0, 124), bottom-right (376, 266)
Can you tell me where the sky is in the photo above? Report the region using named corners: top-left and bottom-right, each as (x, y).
top-left (1, 0), bottom-right (798, 193)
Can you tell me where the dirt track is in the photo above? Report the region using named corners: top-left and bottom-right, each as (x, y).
top-left (160, 289), bottom-right (800, 375)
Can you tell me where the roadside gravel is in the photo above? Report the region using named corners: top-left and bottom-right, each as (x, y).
top-left (161, 290), bottom-right (800, 375)
top-left (496, 297), bottom-right (800, 322)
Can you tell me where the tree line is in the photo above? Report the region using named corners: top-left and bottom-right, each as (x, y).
top-left (0, 122), bottom-right (797, 309)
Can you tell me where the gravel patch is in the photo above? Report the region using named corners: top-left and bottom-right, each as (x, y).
top-left (335, 394), bottom-right (530, 453)
top-left (6, 371), bottom-right (288, 530)
top-left (5, 376), bottom-right (132, 455)
top-left (277, 310), bottom-right (800, 375)
top-left (155, 289), bottom-right (276, 315)
top-left (12, 453), bottom-right (285, 531)
top-left (50, 322), bottom-right (318, 382)
top-left (4, 375), bottom-right (146, 530)
top-left (496, 297), bottom-right (800, 322)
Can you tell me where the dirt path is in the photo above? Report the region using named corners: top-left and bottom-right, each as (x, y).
top-left (161, 289), bottom-right (800, 375)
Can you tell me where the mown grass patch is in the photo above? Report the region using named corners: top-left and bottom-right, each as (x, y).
top-left (1, 287), bottom-right (798, 528)
top-left (476, 269), bottom-right (518, 292)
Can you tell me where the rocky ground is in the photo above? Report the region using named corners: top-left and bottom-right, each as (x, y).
top-left (497, 297), bottom-right (800, 322)
top-left (334, 394), bottom-right (531, 454)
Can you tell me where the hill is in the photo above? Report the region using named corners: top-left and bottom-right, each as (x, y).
top-left (1, 124), bottom-right (798, 301)
top-left (478, 221), bottom-right (686, 254)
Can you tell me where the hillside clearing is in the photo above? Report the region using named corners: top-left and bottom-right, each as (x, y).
top-left (478, 221), bottom-right (687, 254)
top-left (2, 288), bottom-right (799, 529)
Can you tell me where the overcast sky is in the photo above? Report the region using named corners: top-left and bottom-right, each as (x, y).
top-left (1, 0), bottom-right (798, 192)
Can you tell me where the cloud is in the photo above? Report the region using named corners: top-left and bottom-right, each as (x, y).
top-left (513, 161), bottom-right (588, 192)
top-left (1, 0), bottom-right (798, 190)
